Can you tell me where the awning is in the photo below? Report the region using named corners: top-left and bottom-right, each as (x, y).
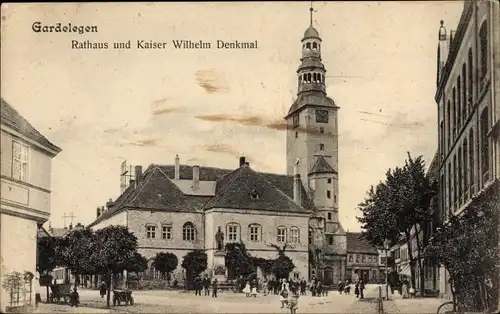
top-left (398, 264), bottom-right (411, 276)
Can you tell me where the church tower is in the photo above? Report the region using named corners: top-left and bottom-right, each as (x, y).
top-left (285, 6), bottom-right (340, 230)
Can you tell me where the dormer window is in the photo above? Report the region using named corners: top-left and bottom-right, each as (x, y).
top-left (249, 189), bottom-right (260, 200)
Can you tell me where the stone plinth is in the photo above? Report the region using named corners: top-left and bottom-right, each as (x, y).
top-left (213, 250), bottom-right (228, 282)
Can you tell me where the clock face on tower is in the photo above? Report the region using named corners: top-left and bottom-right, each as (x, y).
top-left (315, 109), bottom-right (329, 123)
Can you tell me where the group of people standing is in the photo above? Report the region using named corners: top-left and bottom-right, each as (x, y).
top-left (192, 276), bottom-right (219, 298)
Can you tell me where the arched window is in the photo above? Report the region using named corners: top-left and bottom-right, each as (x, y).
top-left (480, 107), bottom-right (489, 180)
top-left (458, 146), bottom-right (462, 202)
top-left (312, 42), bottom-right (318, 50)
top-left (290, 227), bottom-right (300, 244)
top-left (462, 64), bottom-right (467, 118)
top-left (447, 100), bottom-right (451, 149)
top-left (453, 154), bottom-right (457, 209)
top-left (452, 88), bottom-right (457, 137)
top-left (277, 226), bottom-right (287, 243)
top-left (307, 73), bottom-right (312, 83)
top-left (182, 222), bottom-right (196, 241)
top-left (457, 76), bottom-right (461, 129)
top-left (469, 129), bottom-right (474, 193)
top-left (440, 121), bottom-right (444, 158)
top-left (308, 227), bottom-right (313, 244)
top-left (447, 163), bottom-right (452, 216)
top-left (463, 138), bottom-right (468, 199)
top-left (226, 223), bottom-right (240, 242)
top-left (479, 21), bottom-right (488, 80)
top-left (306, 42), bottom-right (311, 49)
top-left (468, 49), bottom-right (473, 107)
top-left (248, 224), bottom-right (261, 242)
top-left (313, 73), bottom-right (317, 83)
top-left (327, 212), bottom-right (332, 221)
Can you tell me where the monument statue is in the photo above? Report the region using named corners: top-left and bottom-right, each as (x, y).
top-left (215, 226), bottom-right (224, 251)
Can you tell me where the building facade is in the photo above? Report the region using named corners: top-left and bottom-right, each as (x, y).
top-left (345, 233), bottom-right (379, 284)
top-left (0, 98), bottom-right (61, 313)
top-left (88, 10), bottom-right (350, 287)
top-left (435, 0), bottom-right (499, 299)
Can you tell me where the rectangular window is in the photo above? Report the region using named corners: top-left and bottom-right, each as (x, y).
top-left (290, 228), bottom-right (299, 243)
top-left (146, 226), bottom-right (156, 239)
top-left (362, 255), bottom-right (366, 263)
top-left (319, 143), bottom-right (324, 151)
top-left (327, 178), bottom-right (332, 184)
top-left (328, 235), bottom-right (333, 245)
top-left (293, 115), bottom-right (299, 128)
top-left (355, 254), bottom-right (359, 262)
top-left (349, 255), bottom-right (353, 262)
top-left (12, 141), bottom-right (29, 182)
top-left (277, 227), bottom-right (286, 243)
top-left (327, 190), bottom-right (331, 199)
top-left (319, 127), bottom-right (324, 133)
top-left (162, 226), bottom-right (172, 239)
top-left (228, 225), bottom-right (239, 241)
top-left (334, 195), bottom-right (337, 203)
top-left (249, 225), bottom-right (260, 242)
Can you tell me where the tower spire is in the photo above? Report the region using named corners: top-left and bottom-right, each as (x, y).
top-left (310, 2), bottom-right (314, 26)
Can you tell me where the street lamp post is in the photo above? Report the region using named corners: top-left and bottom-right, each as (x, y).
top-left (384, 239), bottom-right (391, 300)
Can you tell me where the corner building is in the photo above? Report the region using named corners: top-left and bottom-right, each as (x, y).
top-left (89, 9), bottom-right (348, 287)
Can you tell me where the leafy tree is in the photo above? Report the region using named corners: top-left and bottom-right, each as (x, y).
top-left (425, 180), bottom-right (499, 312)
top-left (357, 153), bottom-right (435, 294)
top-left (181, 250), bottom-right (207, 289)
top-left (153, 252), bottom-right (178, 282)
top-left (225, 242), bottom-right (255, 279)
top-left (123, 252), bottom-right (148, 274)
top-left (266, 243), bottom-right (296, 279)
top-left (37, 237), bottom-right (59, 274)
top-left (92, 225), bottom-right (138, 308)
top-left (56, 228), bottom-right (96, 282)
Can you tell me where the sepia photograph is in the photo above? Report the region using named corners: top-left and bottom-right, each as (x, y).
top-left (1, 1), bottom-right (499, 313)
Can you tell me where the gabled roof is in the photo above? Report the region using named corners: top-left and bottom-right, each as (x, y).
top-left (346, 232), bottom-right (378, 254)
top-left (37, 227), bottom-right (51, 239)
top-left (309, 155), bottom-right (337, 175)
top-left (203, 165), bottom-right (310, 214)
top-left (1, 98), bottom-right (61, 154)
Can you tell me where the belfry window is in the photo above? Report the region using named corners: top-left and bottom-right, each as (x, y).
top-left (306, 42), bottom-right (311, 49)
top-left (312, 42), bottom-right (318, 50)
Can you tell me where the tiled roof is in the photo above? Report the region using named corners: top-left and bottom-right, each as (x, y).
top-left (1, 98), bottom-right (61, 154)
top-left (346, 232), bottom-right (378, 254)
top-left (426, 151), bottom-right (439, 183)
top-left (309, 155), bottom-right (337, 175)
top-left (287, 93), bottom-right (337, 116)
top-left (89, 163), bottom-right (315, 227)
top-left (203, 165), bottom-right (310, 213)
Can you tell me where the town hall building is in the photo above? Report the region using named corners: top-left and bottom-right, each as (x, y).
top-left (89, 8), bottom-right (349, 286)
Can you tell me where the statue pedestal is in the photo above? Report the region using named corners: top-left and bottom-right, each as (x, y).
top-left (212, 250), bottom-right (227, 282)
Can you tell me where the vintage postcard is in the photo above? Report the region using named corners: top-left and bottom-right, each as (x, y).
top-left (1, 1), bottom-right (499, 313)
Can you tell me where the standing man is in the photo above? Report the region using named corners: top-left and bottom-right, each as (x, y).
top-left (212, 278), bottom-right (218, 298)
top-left (203, 276), bottom-right (210, 296)
top-left (359, 279), bottom-right (365, 299)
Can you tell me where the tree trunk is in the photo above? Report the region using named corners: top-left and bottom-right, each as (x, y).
top-left (106, 269), bottom-right (112, 308)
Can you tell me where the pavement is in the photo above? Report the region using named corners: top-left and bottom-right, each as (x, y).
top-left (34, 284), bottom-right (381, 313)
top-left (382, 292), bottom-right (447, 314)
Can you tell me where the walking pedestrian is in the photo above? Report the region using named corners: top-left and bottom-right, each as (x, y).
top-left (203, 276), bottom-right (210, 296)
top-left (355, 281), bottom-right (360, 298)
top-left (99, 281), bottom-right (107, 299)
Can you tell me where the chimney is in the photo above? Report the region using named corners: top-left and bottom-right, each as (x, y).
top-left (106, 198), bottom-right (115, 210)
top-left (96, 207), bottom-right (101, 218)
top-left (239, 157), bottom-right (246, 167)
top-left (135, 166), bottom-right (143, 185)
top-left (101, 205), bottom-right (106, 214)
top-left (293, 158), bottom-right (301, 204)
top-left (175, 155), bottom-right (180, 180)
top-left (192, 165), bottom-right (200, 190)
top-left (245, 162), bottom-right (249, 167)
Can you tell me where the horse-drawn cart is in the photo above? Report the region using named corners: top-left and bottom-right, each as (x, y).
top-left (112, 289), bottom-right (134, 306)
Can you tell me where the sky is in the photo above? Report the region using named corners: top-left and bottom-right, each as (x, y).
top-left (1, 1), bottom-right (464, 232)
